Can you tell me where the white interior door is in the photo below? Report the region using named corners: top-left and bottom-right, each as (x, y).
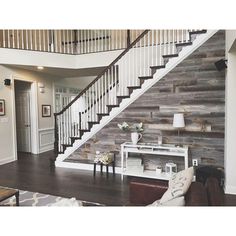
top-left (16, 90), bottom-right (31, 152)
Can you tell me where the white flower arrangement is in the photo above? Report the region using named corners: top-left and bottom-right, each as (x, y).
top-left (117, 122), bottom-right (144, 133)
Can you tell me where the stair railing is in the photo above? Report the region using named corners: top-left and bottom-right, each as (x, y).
top-left (54, 29), bottom-right (204, 154)
top-left (0, 29), bottom-right (136, 55)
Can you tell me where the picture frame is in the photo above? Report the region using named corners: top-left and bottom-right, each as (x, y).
top-left (42, 105), bottom-right (51, 117)
top-left (0, 99), bottom-right (5, 116)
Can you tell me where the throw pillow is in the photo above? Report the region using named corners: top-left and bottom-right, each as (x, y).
top-left (160, 167), bottom-right (194, 204)
top-left (169, 166), bottom-right (194, 188)
top-left (48, 197), bottom-right (82, 207)
top-left (148, 196), bottom-right (185, 207)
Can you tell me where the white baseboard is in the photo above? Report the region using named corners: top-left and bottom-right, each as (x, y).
top-left (0, 156), bottom-right (15, 165)
top-left (39, 146), bottom-right (54, 154)
top-left (224, 185), bottom-right (236, 195)
top-left (55, 160), bottom-right (122, 174)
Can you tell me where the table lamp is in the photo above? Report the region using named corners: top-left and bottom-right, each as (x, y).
top-left (173, 113), bottom-right (185, 146)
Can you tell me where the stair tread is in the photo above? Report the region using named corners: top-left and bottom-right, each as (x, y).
top-left (62, 144), bottom-right (73, 147)
top-left (107, 105), bottom-right (119, 107)
top-left (97, 113), bottom-right (109, 115)
top-left (162, 54), bottom-right (178, 58)
top-left (189, 30), bottom-right (207, 35)
top-left (127, 86), bottom-right (141, 89)
top-left (138, 76), bottom-right (153, 79)
top-left (88, 121), bottom-right (99, 124)
top-left (175, 41), bottom-right (192, 47)
top-left (150, 65), bottom-right (165, 69)
top-left (70, 137), bottom-right (80, 139)
top-left (116, 95), bottom-right (130, 98)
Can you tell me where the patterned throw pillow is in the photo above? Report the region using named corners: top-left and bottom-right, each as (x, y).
top-left (160, 167), bottom-right (194, 204)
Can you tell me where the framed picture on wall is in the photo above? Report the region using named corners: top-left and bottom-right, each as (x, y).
top-left (0, 99), bottom-right (5, 116)
top-left (42, 105), bottom-right (51, 117)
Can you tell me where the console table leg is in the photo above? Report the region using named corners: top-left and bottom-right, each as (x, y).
top-left (112, 162), bottom-right (115, 175)
top-left (106, 165), bottom-right (109, 177)
top-left (100, 163), bottom-right (103, 174)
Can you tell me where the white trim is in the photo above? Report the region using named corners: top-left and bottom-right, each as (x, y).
top-left (0, 156), bottom-right (15, 165)
top-left (11, 76), bottom-right (18, 161)
top-left (31, 81), bottom-right (39, 154)
top-left (38, 127), bottom-right (54, 132)
top-left (225, 185), bottom-right (236, 195)
top-left (55, 30), bottom-right (218, 166)
top-left (12, 76), bottom-right (39, 156)
top-left (55, 160), bottom-right (122, 173)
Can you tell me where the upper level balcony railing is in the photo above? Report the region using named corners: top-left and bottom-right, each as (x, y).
top-left (0, 29), bottom-right (144, 55)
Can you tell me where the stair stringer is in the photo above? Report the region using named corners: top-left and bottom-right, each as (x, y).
top-left (55, 30), bottom-right (218, 168)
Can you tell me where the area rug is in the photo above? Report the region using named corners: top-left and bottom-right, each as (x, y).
top-left (0, 189), bottom-right (104, 206)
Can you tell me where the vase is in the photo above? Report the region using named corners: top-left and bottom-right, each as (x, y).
top-left (131, 132), bottom-right (142, 145)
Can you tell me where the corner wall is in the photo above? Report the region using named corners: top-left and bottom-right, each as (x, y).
top-left (0, 65), bottom-right (56, 164)
top-left (225, 30), bottom-right (236, 194)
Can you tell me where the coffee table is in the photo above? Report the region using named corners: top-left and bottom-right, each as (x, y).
top-left (0, 187), bottom-right (19, 206)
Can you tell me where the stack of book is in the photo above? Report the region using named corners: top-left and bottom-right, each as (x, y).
top-left (126, 157), bottom-right (144, 173)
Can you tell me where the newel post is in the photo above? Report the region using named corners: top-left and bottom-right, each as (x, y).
top-left (54, 113), bottom-right (59, 155)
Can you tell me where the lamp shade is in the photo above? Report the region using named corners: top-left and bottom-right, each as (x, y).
top-left (173, 113), bottom-right (185, 128)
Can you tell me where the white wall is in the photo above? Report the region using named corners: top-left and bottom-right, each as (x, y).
top-left (225, 30), bottom-right (236, 194)
top-left (0, 65), bottom-right (56, 164)
top-left (0, 48), bottom-right (122, 70)
top-left (226, 30), bottom-right (236, 53)
top-left (0, 64), bottom-right (102, 164)
top-left (55, 76), bottom-right (95, 90)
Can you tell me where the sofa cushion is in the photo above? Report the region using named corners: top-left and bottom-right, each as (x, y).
top-left (148, 196), bottom-right (185, 207)
top-left (160, 167), bottom-right (194, 204)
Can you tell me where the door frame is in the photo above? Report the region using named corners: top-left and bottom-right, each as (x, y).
top-left (11, 76), bottom-right (39, 160)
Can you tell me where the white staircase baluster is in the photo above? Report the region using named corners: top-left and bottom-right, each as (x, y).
top-left (29, 30), bottom-right (33, 50)
top-left (155, 30), bottom-right (158, 66)
top-left (159, 30), bottom-right (163, 66)
top-left (7, 30), bottom-right (10, 48)
top-left (3, 30), bottom-right (5, 48)
top-left (70, 30), bottom-right (73, 54)
top-left (21, 30), bottom-right (24, 49)
top-left (12, 30), bottom-right (15, 48)
top-left (42, 30), bottom-right (46, 51)
top-left (59, 30), bottom-right (62, 53)
top-left (62, 30), bottom-right (64, 53)
top-left (17, 30), bottom-right (20, 49)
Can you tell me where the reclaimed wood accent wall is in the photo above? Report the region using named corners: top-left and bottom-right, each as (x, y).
top-left (67, 30), bottom-right (225, 171)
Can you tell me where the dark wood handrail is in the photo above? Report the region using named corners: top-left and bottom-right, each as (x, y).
top-left (55, 29), bottom-right (149, 116)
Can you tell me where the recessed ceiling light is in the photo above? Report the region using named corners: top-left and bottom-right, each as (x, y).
top-left (37, 66), bottom-right (44, 70)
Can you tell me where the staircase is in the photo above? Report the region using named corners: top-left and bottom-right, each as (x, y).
top-left (54, 29), bottom-right (218, 168)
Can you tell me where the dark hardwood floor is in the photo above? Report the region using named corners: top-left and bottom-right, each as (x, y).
top-left (0, 151), bottom-right (130, 206)
top-left (0, 151), bottom-right (236, 206)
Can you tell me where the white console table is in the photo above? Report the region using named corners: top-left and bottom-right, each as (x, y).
top-left (120, 142), bottom-right (189, 180)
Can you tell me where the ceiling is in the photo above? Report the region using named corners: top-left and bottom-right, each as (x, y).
top-left (5, 64), bottom-right (106, 78)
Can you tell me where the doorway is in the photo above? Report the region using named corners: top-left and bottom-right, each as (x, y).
top-left (14, 80), bottom-right (32, 153)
